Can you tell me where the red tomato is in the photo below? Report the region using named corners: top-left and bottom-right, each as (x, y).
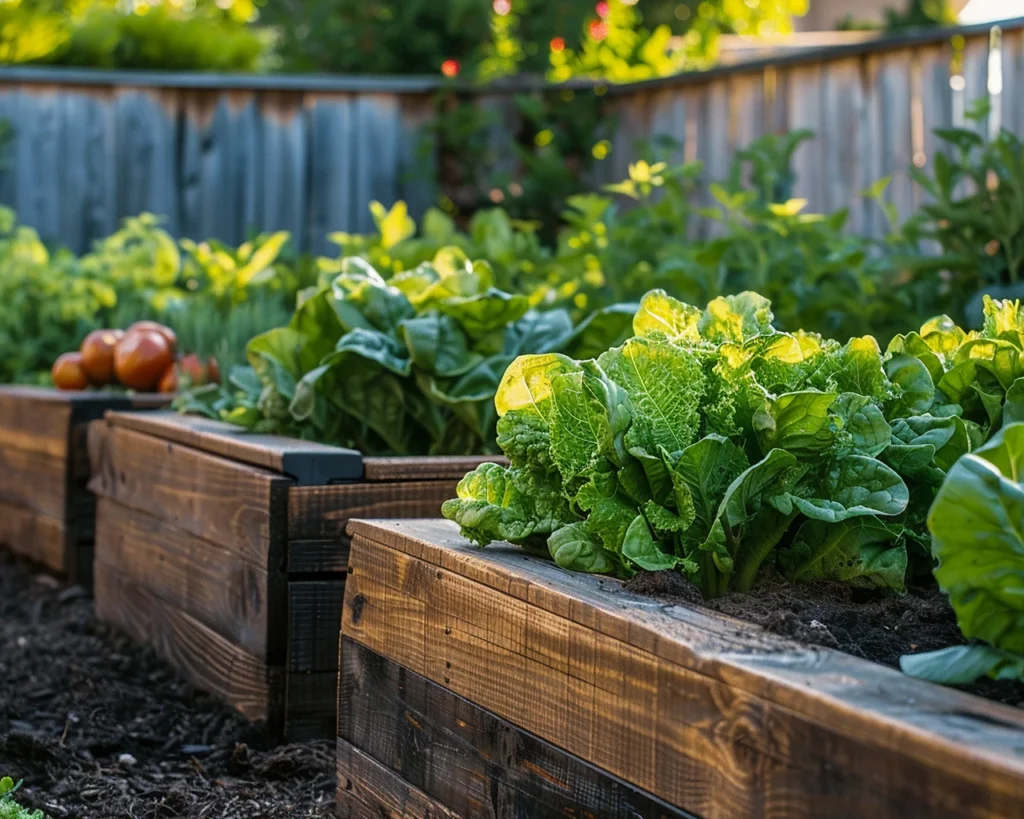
top-left (127, 321), bottom-right (178, 355)
top-left (207, 356), bottom-right (221, 385)
top-left (158, 364), bottom-right (178, 394)
top-left (178, 353), bottom-right (207, 386)
top-left (79, 329), bottom-right (124, 386)
top-left (114, 330), bottom-right (173, 392)
top-left (52, 352), bottom-right (91, 391)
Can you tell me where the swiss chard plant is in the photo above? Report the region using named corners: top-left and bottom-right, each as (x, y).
top-left (0, 777), bottom-right (43, 819)
top-left (443, 290), bottom-right (1024, 597)
top-left (178, 249), bottom-right (635, 455)
top-left (900, 423), bottom-right (1024, 686)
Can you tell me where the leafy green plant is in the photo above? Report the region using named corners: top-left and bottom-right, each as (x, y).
top-left (0, 777), bottom-right (44, 819)
top-left (179, 250), bottom-right (635, 455)
top-left (905, 126), bottom-right (1024, 324)
top-left (443, 291), bottom-right (1024, 598)
top-left (900, 424), bottom-right (1024, 686)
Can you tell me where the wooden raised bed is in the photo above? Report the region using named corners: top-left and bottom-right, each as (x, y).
top-left (338, 519), bottom-right (1024, 819)
top-left (88, 411), bottom-right (497, 740)
top-left (0, 386), bottom-right (169, 585)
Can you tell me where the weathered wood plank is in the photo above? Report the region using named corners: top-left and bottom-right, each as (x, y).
top-left (94, 498), bottom-right (285, 661)
top-left (340, 639), bottom-right (693, 819)
top-left (88, 421), bottom-right (289, 568)
top-left (361, 455), bottom-right (502, 482)
top-left (288, 578), bottom-right (345, 672)
top-left (342, 519), bottom-right (1024, 819)
top-left (0, 499), bottom-right (68, 574)
top-left (287, 481), bottom-right (462, 540)
top-left (103, 411), bottom-right (362, 484)
top-left (95, 562), bottom-right (282, 722)
top-left (0, 386), bottom-right (72, 458)
top-left (0, 441), bottom-right (68, 519)
top-left (288, 538), bottom-right (351, 574)
top-left (337, 739), bottom-right (462, 819)
top-left (286, 671), bottom-right (339, 742)
top-left (114, 87), bottom-right (179, 233)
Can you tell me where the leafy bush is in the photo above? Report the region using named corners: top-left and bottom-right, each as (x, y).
top-left (442, 291), bottom-right (1024, 598)
top-left (0, 777), bottom-right (43, 819)
top-left (178, 250), bottom-right (636, 455)
top-left (0, 208), bottom-right (302, 384)
top-left (0, 1), bottom-right (268, 71)
top-left (900, 423), bottom-right (1024, 687)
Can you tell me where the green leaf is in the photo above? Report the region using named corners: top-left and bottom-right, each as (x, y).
top-left (901, 644), bottom-right (1024, 686)
top-left (753, 390), bottom-right (837, 456)
top-left (504, 309), bottom-right (575, 357)
top-left (400, 314), bottom-right (479, 377)
top-left (599, 337), bottom-right (704, 456)
top-left (622, 514), bottom-right (684, 572)
top-left (436, 288), bottom-right (530, 338)
top-left (927, 424), bottom-right (1024, 655)
top-left (565, 303), bottom-right (637, 359)
top-left (442, 462), bottom-right (573, 547)
top-left (886, 354), bottom-right (935, 418)
top-left (548, 522), bottom-right (617, 573)
top-left (370, 200), bottom-right (416, 249)
top-left (334, 327), bottom-right (411, 376)
top-left (698, 292), bottom-right (774, 344)
top-left (832, 393), bottom-right (891, 457)
top-left (779, 456), bottom-right (908, 523)
top-left (780, 517), bottom-right (907, 591)
top-left (632, 289), bottom-right (702, 343)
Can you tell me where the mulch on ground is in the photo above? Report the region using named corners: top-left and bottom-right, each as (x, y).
top-left (0, 552), bottom-right (336, 819)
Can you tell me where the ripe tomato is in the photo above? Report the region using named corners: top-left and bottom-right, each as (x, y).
top-left (127, 321), bottom-right (178, 355)
top-left (114, 330), bottom-right (173, 392)
top-left (158, 364), bottom-right (178, 394)
top-left (79, 329), bottom-right (124, 386)
top-left (178, 353), bottom-right (207, 387)
top-left (207, 356), bottom-right (221, 385)
top-left (52, 352), bottom-right (91, 391)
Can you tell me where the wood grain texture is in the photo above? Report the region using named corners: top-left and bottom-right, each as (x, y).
top-left (288, 579), bottom-right (345, 672)
top-left (88, 421), bottom-right (289, 568)
top-left (287, 481), bottom-right (462, 540)
top-left (337, 739), bottom-right (462, 819)
top-left (95, 562), bottom-right (282, 722)
top-left (103, 411), bottom-right (362, 484)
top-left (362, 455), bottom-right (504, 482)
top-left (0, 498), bottom-right (68, 573)
top-left (342, 519), bottom-right (1024, 819)
top-left (286, 671), bottom-right (340, 742)
top-left (94, 498), bottom-right (285, 661)
top-left (0, 439), bottom-right (68, 519)
top-left (0, 387), bottom-right (72, 458)
top-left (340, 639), bottom-right (692, 819)
top-left (287, 538), bottom-right (351, 574)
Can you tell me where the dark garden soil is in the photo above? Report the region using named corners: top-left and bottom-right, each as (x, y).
top-left (625, 570), bottom-right (1024, 709)
top-left (0, 552), bottom-right (336, 819)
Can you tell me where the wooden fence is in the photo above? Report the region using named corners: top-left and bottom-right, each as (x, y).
top-left (0, 17), bottom-right (1021, 253)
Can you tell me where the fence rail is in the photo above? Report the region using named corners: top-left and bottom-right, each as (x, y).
top-left (0, 16), bottom-right (1021, 253)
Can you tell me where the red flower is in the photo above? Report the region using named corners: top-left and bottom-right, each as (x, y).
top-left (589, 20), bottom-right (608, 41)
top-left (595, 1), bottom-right (610, 19)
top-left (441, 59), bottom-right (460, 78)
top-left (550, 36), bottom-right (566, 52)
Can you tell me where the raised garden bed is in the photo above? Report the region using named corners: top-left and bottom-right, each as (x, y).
top-left (88, 410), bottom-right (498, 741)
top-left (0, 386), bottom-right (169, 585)
top-left (338, 518), bottom-right (1024, 819)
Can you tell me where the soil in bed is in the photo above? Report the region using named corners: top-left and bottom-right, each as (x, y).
top-left (625, 570), bottom-right (1024, 709)
top-left (0, 552), bottom-right (335, 819)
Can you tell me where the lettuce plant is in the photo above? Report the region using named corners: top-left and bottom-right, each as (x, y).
top-left (444, 290), bottom-right (1024, 597)
top-left (900, 424), bottom-right (1024, 686)
top-left (180, 249), bottom-right (634, 455)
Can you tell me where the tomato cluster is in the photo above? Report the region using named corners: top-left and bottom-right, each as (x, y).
top-left (51, 322), bottom-right (219, 393)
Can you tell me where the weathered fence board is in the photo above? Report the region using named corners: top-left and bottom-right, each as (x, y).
top-left (0, 17), bottom-right (1020, 251)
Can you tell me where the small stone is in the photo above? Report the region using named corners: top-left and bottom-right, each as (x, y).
top-left (118, 753), bottom-right (137, 767)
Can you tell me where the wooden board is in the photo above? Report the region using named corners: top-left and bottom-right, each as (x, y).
top-left (95, 497), bottom-right (285, 661)
top-left (341, 519), bottom-right (1024, 819)
top-left (0, 498), bottom-right (67, 573)
top-left (362, 455), bottom-right (504, 482)
top-left (288, 578), bottom-right (345, 672)
top-left (95, 561), bottom-right (282, 722)
top-left (339, 638), bottom-right (692, 819)
top-left (288, 482), bottom-right (467, 540)
top-left (104, 410), bottom-right (362, 485)
top-left (89, 421), bottom-right (290, 568)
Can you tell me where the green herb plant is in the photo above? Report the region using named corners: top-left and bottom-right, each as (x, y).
top-left (0, 777), bottom-right (44, 819)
